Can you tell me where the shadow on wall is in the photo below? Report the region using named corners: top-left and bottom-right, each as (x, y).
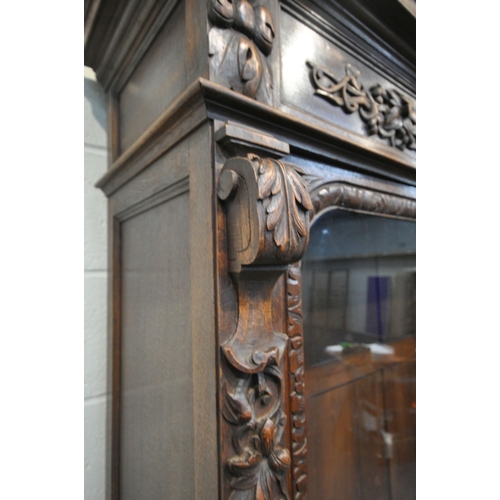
top-left (84, 78), bottom-right (107, 135)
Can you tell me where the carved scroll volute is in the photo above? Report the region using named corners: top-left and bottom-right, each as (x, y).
top-left (219, 155), bottom-right (312, 273)
top-left (218, 154), bottom-right (312, 499)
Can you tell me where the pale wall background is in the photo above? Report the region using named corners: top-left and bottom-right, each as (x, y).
top-left (84, 69), bottom-right (109, 500)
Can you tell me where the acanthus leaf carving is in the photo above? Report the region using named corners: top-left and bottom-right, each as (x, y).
top-left (253, 156), bottom-right (313, 261)
top-left (218, 155), bottom-right (311, 500)
top-left (308, 61), bottom-right (416, 151)
top-left (218, 155), bottom-right (312, 271)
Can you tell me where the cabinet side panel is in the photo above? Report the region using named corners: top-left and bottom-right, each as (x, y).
top-left (118, 1), bottom-right (186, 153)
top-left (188, 123), bottom-right (219, 499)
top-left (120, 195), bottom-right (194, 499)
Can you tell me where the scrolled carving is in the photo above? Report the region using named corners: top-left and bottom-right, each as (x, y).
top-left (208, 1), bottom-right (274, 102)
top-left (311, 182), bottom-right (416, 219)
top-left (239, 36), bottom-right (265, 98)
top-left (222, 367), bottom-right (291, 499)
top-left (218, 155), bottom-right (312, 500)
top-left (308, 61), bottom-right (416, 151)
top-left (218, 155), bottom-right (312, 271)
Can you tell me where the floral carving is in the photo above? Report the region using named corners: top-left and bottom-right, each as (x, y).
top-left (252, 156), bottom-right (313, 261)
top-left (308, 62), bottom-right (416, 151)
top-left (208, 1), bottom-right (275, 102)
top-left (222, 369), bottom-right (291, 500)
top-left (218, 155), bottom-right (312, 499)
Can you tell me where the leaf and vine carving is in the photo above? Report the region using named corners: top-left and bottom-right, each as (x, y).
top-left (286, 264), bottom-right (308, 499)
top-left (308, 61), bottom-right (416, 151)
top-left (222, 368), bottom-right (291, 499)
top-left (218, 155), bottom-right (312, 500)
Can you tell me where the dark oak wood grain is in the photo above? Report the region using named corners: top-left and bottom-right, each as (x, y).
top-left (86, 1), bottom-right (416, 498)
top-left (120, 196), bottom-right (194, 500)
top-left (285, 264), bottom-right (309, 499)
top-left (217, 154), bottom-right (312, 499)
top-left (118, 1), bottom-right (187, 152)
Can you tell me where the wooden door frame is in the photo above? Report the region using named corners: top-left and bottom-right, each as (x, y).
top-left (285, 179), bottom-right (416, 498)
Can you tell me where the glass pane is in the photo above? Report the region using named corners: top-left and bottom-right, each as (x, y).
top-left (302, 209), bottom-right (416, 500)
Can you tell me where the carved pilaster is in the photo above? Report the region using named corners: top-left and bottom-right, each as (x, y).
top-left (218, 155), bottom-right (312, 499)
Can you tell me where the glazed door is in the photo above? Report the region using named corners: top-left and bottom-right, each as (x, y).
top-left (301, 208), bottom-right (416, 500)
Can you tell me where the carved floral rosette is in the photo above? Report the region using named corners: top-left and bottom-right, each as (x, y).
top-left (208, 0), bottom-right (275, 102)
top-left (218, 155), bottom-right (312, 499)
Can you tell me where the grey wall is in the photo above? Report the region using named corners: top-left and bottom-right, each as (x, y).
top-left (84, 73), bottom-right (109, 500)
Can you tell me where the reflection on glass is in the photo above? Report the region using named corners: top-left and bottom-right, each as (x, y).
top-left (302, 209), bottom-right (416, 500)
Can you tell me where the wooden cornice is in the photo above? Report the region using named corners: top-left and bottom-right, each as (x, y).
top-left (96, 77), bottom-right (415, 196)
top-left (84, 0), bottom-right (181, 92)
top-left (284, 0), bottom-right (416, 86)
top-left (200, 80), bottom-right (416, 176)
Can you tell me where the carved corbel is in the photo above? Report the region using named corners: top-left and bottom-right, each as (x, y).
top-left (218, 155), bottom-right (312, 499)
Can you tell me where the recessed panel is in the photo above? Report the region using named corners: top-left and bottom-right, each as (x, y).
top-left (120, 195), bottom-right (194, 499)
top-left (119, 1), bottom-right (186, 153)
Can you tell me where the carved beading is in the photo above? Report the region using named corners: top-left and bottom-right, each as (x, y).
top-left (286, 264), bottom-right (308, 499)
top-left (311, 183), bottom-right (416, 220)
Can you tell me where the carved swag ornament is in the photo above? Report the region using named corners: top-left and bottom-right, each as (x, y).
top-left (218, 155), bottom-right (312, 499)
top-left (208, 0), bottom-right (275, 102)
top-left (308, 62), bottom-right (416, 151)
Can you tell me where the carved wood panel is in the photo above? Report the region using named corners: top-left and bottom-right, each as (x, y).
top-left (217, 154), bottom-right (312, 499)
top-left (308, 62), bottom-right (416, 151)
top-left (208, 0), bottom-right (275, 103)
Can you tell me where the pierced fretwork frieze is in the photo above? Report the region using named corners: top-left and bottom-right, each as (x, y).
top-left (308, 61), bottom-right (416, 151)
